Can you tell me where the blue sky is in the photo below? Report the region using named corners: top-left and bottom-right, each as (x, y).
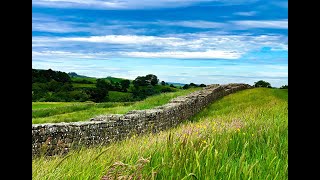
top-left (32, 0), bottom-right (288, 87)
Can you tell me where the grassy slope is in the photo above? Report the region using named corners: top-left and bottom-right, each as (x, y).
top-left (32, 102), bottom-right (77, 110)
top-left (103, 76), bottom-right (127, 83)
top-left (71, 77), bottom-right (97, 83)
top-left (32, 102), bottom-right (133, 119)
top-left (32, 88), bottom-right (288, 179)
top-left (71, 76), bottom-right (127, 84)
top-left (32, 88), bottom-right (200, 124)
top-left (72, 83), bottom-right (96, 88)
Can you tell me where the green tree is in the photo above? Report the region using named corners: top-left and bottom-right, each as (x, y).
top-left (161, 81), bottom-right (166, 86)
top-left (114, 82), bottom-right (121, 91)
top-left (43, 69), bottom-right (55, 81)
top-left (94, 79), bottom-right (109, 102)
top-left (96, 79), bottom-right (109, 90)
top-left (280, 85), bottom-right (288, 89)
top-left (133, 76), bottom-right (147, 87)
top-left (47, 80), bottom-right (62, 92)
top-left (183, 84), bottom-right (190, 89)
top-left (145, 85), bottom-right (156, 96)
top-left (254, 80), bottom-right (271, 88)
top-left (69, 90), bottom-right (90, 101)
top-left (87, 88), bottom-right (107, 102)
top-left (146, 74), bottom-right (159, 86)
top-left (120, 80), bottom-right (130, 92)
top-left (60, 83), bottom-right (73, 92)
top-left (189, 83), bottom-right (198, 87)
top-left (55, 71), bottom-right (71, 83)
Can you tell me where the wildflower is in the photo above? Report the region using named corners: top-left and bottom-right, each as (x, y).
top-left (251, 134), bottom-right (254, 137)
top-left (202, 140), bottom-right (207, 144)
top-left (237, 128), bottom-right (240, 132)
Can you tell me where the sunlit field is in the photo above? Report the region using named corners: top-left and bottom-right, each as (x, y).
top-left (32, 88), bottom-right (288, 179)
top-left (32, 88), bottom-right (200, 124)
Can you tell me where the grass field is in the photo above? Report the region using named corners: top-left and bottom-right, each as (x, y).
top-left (32, 102), bottom-right (133, 119)
top-left (32, 102), bottom-right (78, 109)
top-left (72, 83), bottom-right (96, 88)
top-left (71, 77), bottom-right (97, 83)
top-left (32, 88), bottom-right (200, 124)
top-left (71, 76), bottom-right (127, 84)
top-left (32, 88), bottom-right (288, 179)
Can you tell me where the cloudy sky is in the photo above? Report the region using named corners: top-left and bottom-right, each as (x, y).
top-left (32, 0), bottom-right (288, 87)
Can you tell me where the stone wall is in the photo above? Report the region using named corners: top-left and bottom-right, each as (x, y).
top-left (32, 83), bottom-right (252, 157)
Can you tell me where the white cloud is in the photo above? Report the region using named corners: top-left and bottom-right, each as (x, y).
top-left (32, 49), bottom-right (242, 60)
top-left (61, 35), bottom-right (182, 45)
top-left (231, 19), bottom-right (288, 29)
top-left (32, 13), bottom-right (288, 35)
top-left (156, 20), bottom-right (288, 30)
top-left (255, 71), bottom-right (288, 78)
top-left (156, 19), bottom-right (288, 30)
top-left (32, 0), bottom-right (256, 9)
top-left (158, 20), bottom-right (226, 29)
top-left (59, 34), bottom-right (287, 50)
top-left (32, 50), bottom-right (111, 60)
top-left (32, 14), bottom-right (84, 33)
top-left (123, 50), bottom-right (243, 59)
top-left (30, 20), bottom-right (161, 35)
top-left (233, 11), bottom-right (257, 16)
top-left (32, 22), bottom-right (86, 33)
top-left (155, 65), bottom-right (219, 69)
top-left (32, 14), bottom-right (146, 34)
top-left (32, 33), bottom-right (288, 59)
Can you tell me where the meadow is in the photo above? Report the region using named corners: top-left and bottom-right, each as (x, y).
top-left (32, 88), bottom-right (200, 124)
top-left (32, 102), bottom-right (78, 110)
top-left (32, 102), bottom-right (133, 119)
top-left (32, 88), bottom-right (288, 179)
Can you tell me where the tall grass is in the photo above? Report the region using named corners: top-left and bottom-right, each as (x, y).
top-left (32, 88), bottom-right (288, 179)
top-left (32, 88), bottom-right (200, 124)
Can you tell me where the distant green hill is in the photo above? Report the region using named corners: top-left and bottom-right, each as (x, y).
top-left (166, 82), bottom-right (186, 87)
top-left (68, 72), bottom-right (90, 78)
top-left (103, 76), bottom-right (128, 83)
top-left (68, 72), bottom-right (185, 86)
top-left (33, 68), bottom-right (196, 102)
top-left (68, 72), bottom-right (129, 84)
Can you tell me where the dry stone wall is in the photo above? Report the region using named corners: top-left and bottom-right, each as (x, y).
top-left (32, 83), bottom-right (252, 157)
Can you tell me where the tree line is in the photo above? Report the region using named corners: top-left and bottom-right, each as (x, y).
top-left (32, 69), bottom-right (203, 103)
top-left (254, 80), bottom-right (288, 89)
